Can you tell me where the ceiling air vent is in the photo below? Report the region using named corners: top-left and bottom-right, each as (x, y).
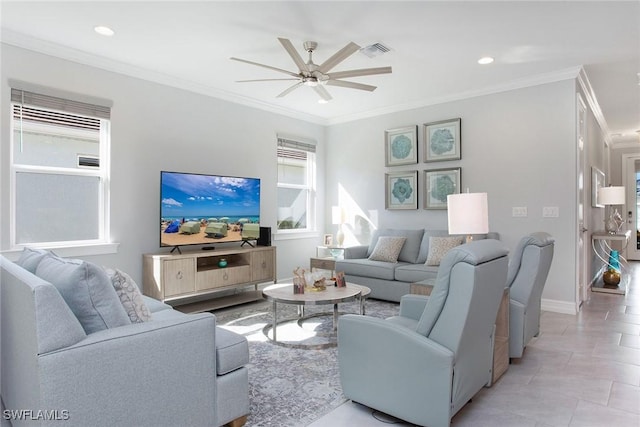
top-left (78, 155), bottom-right (99, 168)
top-left (359, 42), bottom-right (392, 58)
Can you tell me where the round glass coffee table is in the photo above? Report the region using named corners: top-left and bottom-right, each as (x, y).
top-left (261, 283), bottom-right (371, 348)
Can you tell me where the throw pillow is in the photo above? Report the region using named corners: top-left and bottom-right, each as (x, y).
top-left (425, 236), bottom-right (463, 266)
top-left (105, 267), bottom-right (152, 323)
top-left (368, 236), bottom-right (407, 263)
top-left (35, 254), bottom-right (131, 334)
top-left (15, 247), bottom-right (51, 274)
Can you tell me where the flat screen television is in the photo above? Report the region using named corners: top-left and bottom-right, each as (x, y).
top-left (160, 171), bottom-right (260, 248)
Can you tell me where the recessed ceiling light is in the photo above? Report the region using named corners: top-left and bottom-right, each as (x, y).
top-left (318, 99), bottom-right (330, 104)
top-left (94, 26), bottom-right (115, 37)
top-left (478, 56), bottom-right (494, 65)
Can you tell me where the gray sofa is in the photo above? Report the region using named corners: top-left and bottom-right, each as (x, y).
top-left (0, 250), bottom-right (249, 427)
top-left (336, 228), bottom-right (499, 302)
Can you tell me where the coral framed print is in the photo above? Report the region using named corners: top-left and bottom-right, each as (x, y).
top-left (385, 126), bottom-right (418, 166)
top-left (423, 118), bottom-right (461, 162)
top-left (424, 167), bottom-right (461, 209)
top-left (591, 166), bottom-right (605, 208)
top-left (385, 171), bottom-right (418, 210)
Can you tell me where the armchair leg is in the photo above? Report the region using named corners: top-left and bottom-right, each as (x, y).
top-left (225, 415), bottom-right (248, 427)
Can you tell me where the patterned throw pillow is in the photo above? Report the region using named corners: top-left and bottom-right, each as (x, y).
top-left (425, 236), bottom-right (463, 266)
top-left (368, 236), bottom-right (407, 263)
top-left (105, 267), bottom-right (152, 323)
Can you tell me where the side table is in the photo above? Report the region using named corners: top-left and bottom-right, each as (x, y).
top-left (410, 279), bottom-right (510, 385)
top-left (310, 257), bottom-right (337, 277)
top-left (591, 231), bottom-right (630, 295)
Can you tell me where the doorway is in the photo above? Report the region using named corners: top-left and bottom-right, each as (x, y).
top-left (576, 95), bottom-right (589, 307)
top-left (622, 154), bottom-right (640, 260)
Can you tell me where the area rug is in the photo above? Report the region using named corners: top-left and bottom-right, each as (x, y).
top-left (213, 298), bottom-right (399, 426)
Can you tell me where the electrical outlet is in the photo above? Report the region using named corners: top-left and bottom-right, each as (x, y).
top-left (543, 207), bottom-right (559, 218)
top-left (512, 207), bottom-right (527, 217)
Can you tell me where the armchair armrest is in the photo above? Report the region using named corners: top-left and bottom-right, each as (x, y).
top-left (338, 314), bottom-right (453, 425)
top-left (38, 313), bottom-right (217, 427)
top-left (399, 294), bottom-right (429, 320)
top-left (343, 245), bottom-right (368, 259)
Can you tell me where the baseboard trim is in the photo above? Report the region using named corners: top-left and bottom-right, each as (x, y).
top-left (542, 298), bottom-right (577, 315)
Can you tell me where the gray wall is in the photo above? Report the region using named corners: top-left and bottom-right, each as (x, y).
top-left (325, 80), bottom-right (578, 310)
top-left (1, 44), bottom-right (325, 283)
top-left (2, 42), bottom-right (617, 312)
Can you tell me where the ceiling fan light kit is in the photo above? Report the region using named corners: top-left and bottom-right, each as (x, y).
top-left (231, 38), bottom-right (392, 102)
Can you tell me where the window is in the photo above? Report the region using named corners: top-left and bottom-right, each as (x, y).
top-left (10, 87), bottom-right (111, 249)
top-left (276, 135), bottom-right (316, 234)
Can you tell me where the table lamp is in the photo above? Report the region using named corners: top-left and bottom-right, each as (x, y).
top-left (331, 206), bottom-right (346, 247)
top-left (597, 186), bottom-right (625, 234)
top-left (447, 192), bottom-right (489, 243)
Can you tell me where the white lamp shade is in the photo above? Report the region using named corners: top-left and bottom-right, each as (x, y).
top-left (447, 192), bottom-right (489, 235)
top-left (597, 186), bottom-right (625, 205)
top-left (332, 206), bottom-right (345, 225)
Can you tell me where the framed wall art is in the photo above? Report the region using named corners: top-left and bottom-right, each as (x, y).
top-left (423, 118), bottom-right (461, 162)
top-left (385, 126), bottom-right (418, 166)
top-left (591, 166), bottom-right (605, 208)
top-left (385, 171), bottom-right (418, 210)
top-left (424, 167), bottom-right (461, 209)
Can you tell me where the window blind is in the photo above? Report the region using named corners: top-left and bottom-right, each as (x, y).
top-left (11, 88), bottom-right (111, 119)
top-left (277, 136), bottom-right (316, 153)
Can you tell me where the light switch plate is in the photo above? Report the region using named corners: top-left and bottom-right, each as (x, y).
top-left (543, 206), bottom-right (559, 217)
top-left (512, 207), bottom-right (528, 217)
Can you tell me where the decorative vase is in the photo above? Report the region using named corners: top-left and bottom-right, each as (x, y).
top-left (603, 250), bottom-right (621, 287)
top-left (218, 258), bottom-right (227, 268)
top-left (603, 269), bottom-right (621, 286)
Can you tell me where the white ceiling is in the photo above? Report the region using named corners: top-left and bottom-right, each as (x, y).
top-left (1, 1), bottom-right (639, 145)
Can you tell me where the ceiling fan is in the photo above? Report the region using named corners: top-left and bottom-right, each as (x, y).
top-left (230, 38), bottom-right (392, 102)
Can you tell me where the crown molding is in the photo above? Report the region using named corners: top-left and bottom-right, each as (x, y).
top-left (577, 67), bottom-right (612, 146)
top-left (1, 29), bottom-right (329, 126)
top-left (1, 29), bottom-right (597, 129)
top-left (327, 66), bottom-right (583, 125)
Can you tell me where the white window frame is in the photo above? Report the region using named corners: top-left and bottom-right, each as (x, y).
top-left (9, 86), bottom-right (116, 256)
top-left (275, 135), bottom-right (317, 239)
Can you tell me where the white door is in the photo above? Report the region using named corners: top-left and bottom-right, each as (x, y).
top-left (576, 95), bottom-right (589, 306)
top-left (623, 155), bottom-right (640, 260)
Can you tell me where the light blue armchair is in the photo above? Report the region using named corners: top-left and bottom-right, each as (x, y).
top-left (337, 239), bottom-right (509, 427)
top-left (507, 232), bottom-right (555, 359)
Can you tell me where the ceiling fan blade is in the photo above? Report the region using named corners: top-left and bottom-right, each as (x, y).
top-left (236, 78), bottom-right (300, 83)
top-left (317, 42), bottom-right (360, 73)
top-left (230, 57), bottom-right (300, 78)
top-left (325, 80), bottom-right (377, 92)
top-left (278, 38), bottom-right (309, 73)
top-left (313, 85), bottom-right (333, 101)
top-left (328, 66), bottom-right (392, 80)
top-left (277, 82), bottom-right (304, 98)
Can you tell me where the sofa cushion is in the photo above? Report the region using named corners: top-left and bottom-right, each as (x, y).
top-left (425, 236), bottom-right (463, 266)
top-left (35, 254), bottom-right (131, 334)
top-left (15, 247), bottom-right (51, 274)
top-left (336, 258), bottom-right (401, 281)
top-left (367, 229), bottom-right (424, 263)
top-left (416, 230), bottom-right (451, 264)
top-left (105, 267), bottom-right (152, 323)
top-left (394, 263), bottom-right (440, 283)
top-left (368, 236), bottom-right (406, 263)
top-left (216, 327), bottom-right (249, 375)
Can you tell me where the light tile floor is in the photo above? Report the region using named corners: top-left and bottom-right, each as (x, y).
top-left (310, 261), bottom-right (640, 427)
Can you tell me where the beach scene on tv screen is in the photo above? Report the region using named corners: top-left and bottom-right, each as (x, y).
top-left (161, 172), bottom-right (260, 247)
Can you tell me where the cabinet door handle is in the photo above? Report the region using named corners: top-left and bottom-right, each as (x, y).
top-left (262, 261), bottom-right (267, 268)
top-left (223, 272), bottom-right (229, 281)
top-left (176, 271), bottom-right (183, 280)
